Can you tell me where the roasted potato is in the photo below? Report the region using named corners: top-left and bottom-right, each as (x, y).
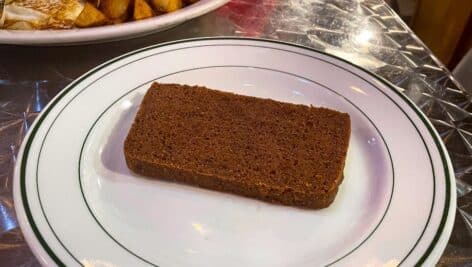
top-left (75, 2), bottom-right (108, 27)
top-left (133, 0), bottom-right (154, 20)
top-left (151, 0), bottom-right (182, 13)
top-left (100, 0), bottom-right (132, 19)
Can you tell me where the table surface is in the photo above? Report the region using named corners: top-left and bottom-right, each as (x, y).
top-left (1, 0), bottom-right (471, 266)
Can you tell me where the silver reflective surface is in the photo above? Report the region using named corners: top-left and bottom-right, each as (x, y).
top-left (0, 0), bottom-right (471, 266)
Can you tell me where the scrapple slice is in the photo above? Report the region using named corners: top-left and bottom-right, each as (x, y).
top-left (124, 82), bottom-right (351, 209)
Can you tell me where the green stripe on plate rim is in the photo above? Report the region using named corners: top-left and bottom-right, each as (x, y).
top-left (18, 37), bottom-right (453, 267)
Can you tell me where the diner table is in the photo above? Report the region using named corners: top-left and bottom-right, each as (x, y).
top-left (1, 0), bottom-right (471, 266)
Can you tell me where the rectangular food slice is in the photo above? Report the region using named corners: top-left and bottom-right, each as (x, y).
top-left (124, 82), bottom-right (351, 209)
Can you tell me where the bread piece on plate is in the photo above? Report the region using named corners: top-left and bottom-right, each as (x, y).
top-left (124, 82), bottom-right (351, 209)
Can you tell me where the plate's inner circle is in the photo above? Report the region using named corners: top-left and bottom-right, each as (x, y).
top-left (81, 67), bottom-right (393, 266)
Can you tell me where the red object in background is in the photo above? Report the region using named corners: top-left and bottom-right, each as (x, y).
top-left (218, 0), bottom-right (275, 36)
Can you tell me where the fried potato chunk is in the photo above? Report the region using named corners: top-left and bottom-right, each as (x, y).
top-left (75, 2), bottom-right (107, 27)
top-left (133, 0), bottom-right (154, 20)
top-left (151, 0), bottom-right (182, 12)
top-left (100, 0), bottom-right (131, 19)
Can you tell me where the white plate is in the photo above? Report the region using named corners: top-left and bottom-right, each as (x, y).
top-left (0, 0), bottom-right (228, 45)
top-left (14, 38), bottom-right (456, 266)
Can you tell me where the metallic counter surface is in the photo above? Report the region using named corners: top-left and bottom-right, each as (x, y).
top-left (0, 0), bottom-right (471, 266)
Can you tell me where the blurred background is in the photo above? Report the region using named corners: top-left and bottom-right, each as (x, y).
top-left (386, 0), bottom-right (471, 90)
top-left (386, 0), bottom-right (470, 69)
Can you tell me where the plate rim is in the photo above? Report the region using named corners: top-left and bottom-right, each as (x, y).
top-left (13, 37), bottom-right (457, 266)
top-left (0, 0), bottom-right (229, 45)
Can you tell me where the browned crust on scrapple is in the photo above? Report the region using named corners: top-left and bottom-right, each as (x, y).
top-left (124, 82), bottom-right (351, 209)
